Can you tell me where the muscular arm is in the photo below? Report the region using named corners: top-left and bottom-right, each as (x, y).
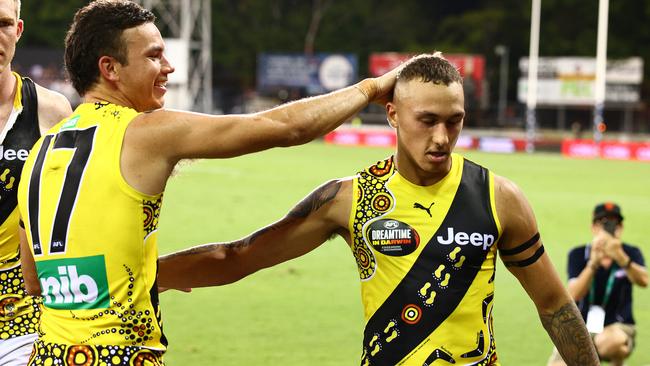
top-left (494, 175), bottom-right (598, 366)
top-left (158, 179), bottom-right (352, 289)
top-left (35, 84), bottom-right (73, 134)
top-left (123, 66), bottom-right (400, 195)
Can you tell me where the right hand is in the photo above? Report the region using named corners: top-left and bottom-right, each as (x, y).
top-left (588, 233), bottom-right (606, 269)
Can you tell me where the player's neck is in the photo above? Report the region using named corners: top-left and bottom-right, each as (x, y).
top-left (0, 67), bottom-right (17, 105)
top-left (83, 84), bottom-right (134, 110)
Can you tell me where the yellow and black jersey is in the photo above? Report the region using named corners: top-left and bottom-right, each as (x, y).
top-left (349, 154), bottom-right (502, 366)
top-left (0, 74), bottom-right (42, 339)
top-left (18, 102), bottom-right (166, 364)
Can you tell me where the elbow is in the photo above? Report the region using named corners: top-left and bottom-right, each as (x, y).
top-left (638, 275), bottom-right (649, 288)
top-left (280, 125), bottom-right (313, 147)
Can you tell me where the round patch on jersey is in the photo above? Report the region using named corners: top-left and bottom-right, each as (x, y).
top-left (365, 219), bottom-right (420, 256)
top-left (401, 304), bottom-right (422, 325)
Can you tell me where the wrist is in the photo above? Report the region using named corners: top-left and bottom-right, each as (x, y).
top-left (620, 256), bottom-right (632, 269)
top-left (354, 78), bottom-right (378, 102)
top-left (586, 260), bottom-right (599, 271)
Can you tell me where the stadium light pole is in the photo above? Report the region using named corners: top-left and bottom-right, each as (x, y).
top-left (525, 0), bottom-right (541, 153)
top-left (494, 45), bottom-right (509, 125)
top-left (593, 0), bottom-right (609, 143)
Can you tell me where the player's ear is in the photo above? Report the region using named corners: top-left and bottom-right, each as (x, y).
top-left (386, 102), bottom-right (398, 129)
top-left (15, 19), bottom-right (23, 40)
top-left (98, 55), bottom-right (120, 82)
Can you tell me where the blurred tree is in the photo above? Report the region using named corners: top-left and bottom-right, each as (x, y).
top-left (12, 0), bottom-right (650, 111)
top-left (20, 1), bottom-right (85, 47)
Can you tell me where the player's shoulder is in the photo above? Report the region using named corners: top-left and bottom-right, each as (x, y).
top-left (493, 173), bottom-right (527, 207)
top-left (34, 83), bottom-right (73, 130)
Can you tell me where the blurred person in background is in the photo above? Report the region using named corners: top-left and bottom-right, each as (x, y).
top-left (159, 54), bottom-right (599, 366)
top-left (548, 202), bottom-right (648, 366)
top-left (16, 1), bottom-right (405, 365)
top-left (0, 0), bottom-right (71, 364)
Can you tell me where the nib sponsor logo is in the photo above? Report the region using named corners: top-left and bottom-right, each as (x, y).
top-left (436, 227), bottom-right (495, 250)
top-left (37, 255), bottom-right (110, 310)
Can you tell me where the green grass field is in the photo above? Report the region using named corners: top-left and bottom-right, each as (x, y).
top-left (157, 141), bottom-right (650, 365)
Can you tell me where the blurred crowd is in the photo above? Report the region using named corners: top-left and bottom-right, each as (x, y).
top-left (13, 62), bottom-right (80, 108)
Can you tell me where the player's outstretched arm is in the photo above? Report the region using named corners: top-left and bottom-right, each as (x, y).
top-left (494, 175), bottom-right (598, 366)
top-left (128, 60), bottom-right (402, 163)
top-left (158, 179), bottom-right (352, 289)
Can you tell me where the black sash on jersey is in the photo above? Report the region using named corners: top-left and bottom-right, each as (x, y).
top-left (0, 77), bottom-right (40, 224)
top-left (361, 160), bottom-right (499, 366)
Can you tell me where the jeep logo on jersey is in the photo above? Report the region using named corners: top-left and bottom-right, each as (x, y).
top-left (436, 227), bottom-right (495, 250)
top-left (366, 219), bottom-right (420, 256)
top-left (0, 146), bottom-right (29, 161)
top-left (36, 255), bottom-right (109, 310)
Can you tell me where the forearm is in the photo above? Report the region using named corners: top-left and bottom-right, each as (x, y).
top-left (257, 79), bottom-right (377, 144)
top-left (540, 301), bottom-right (599, 365)
top-left (624, 262), bottom-right (649, 287)
top-left (567, 264), bottom-right (596, 300)
top-left (158, 241), bottom-right (251, 289)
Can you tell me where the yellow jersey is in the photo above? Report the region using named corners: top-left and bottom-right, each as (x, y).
top-left (349, 155), bottom-right (502, 366)
top-left (18, 102), bottom-right (165, 364)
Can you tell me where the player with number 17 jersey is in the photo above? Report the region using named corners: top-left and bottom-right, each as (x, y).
top-left (17, 102), bottom-right (166, 364)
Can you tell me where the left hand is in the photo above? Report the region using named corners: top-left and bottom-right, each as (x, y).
top-left (600, 230), bottom-right (627, 265)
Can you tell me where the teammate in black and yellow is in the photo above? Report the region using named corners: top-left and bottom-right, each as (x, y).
top-left (15, 1), bottom-right (402, 365)
top-left (0, 0), bottom-right (71, 364)
top-left (158, 54), bottom-right (599, 365)
top-left (548, 203), bottom-right (647, 366)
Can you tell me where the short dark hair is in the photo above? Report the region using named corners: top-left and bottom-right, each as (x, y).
top-left (397, 52), bottom-right (463, 86)
top-left (64, 0), bottom-right (155, 96)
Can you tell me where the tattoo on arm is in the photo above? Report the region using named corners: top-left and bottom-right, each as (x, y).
top-left (540, 302), bottom-right (599, 365)
top-left (288, 180), bottom-right (341, 218)
top-left (162, 181), bottom-right (342, 260)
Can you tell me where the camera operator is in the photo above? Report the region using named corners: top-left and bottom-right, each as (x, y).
top-left (548, 202), bottom-right (648, 366)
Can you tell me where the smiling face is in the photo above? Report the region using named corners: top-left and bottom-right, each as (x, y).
top-left (0, 0), bottom-right (22, 75)
top-left (387, 78), bottom-right (465, 186)
top-left (114, 22), bottom-right (174, 112)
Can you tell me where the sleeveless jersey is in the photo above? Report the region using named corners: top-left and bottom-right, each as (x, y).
top-left (17, 102), bottom-right (166, 365)
top-left (349, 154), bottom-right (502, 366)
top-left (0, 74), bottom-right (42, 339)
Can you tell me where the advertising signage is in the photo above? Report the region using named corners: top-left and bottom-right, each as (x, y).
top-left (368, 52), bottom-right (486, 99)
top-left (257, 53), bottom-right (358, 96)
top-left (517, 57), bottom-right (643, 106)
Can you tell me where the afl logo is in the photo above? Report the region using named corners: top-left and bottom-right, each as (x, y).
top-left (383, 220), bottom-right (399, 229)
top-left (365, 219), bottom-right (420, 256)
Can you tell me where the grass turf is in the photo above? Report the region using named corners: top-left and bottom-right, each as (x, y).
top-left (157, 141), bottom-right (650, 365)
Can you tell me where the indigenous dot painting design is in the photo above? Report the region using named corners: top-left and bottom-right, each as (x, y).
top-left (0, 260), bottom-right (41, 339)
top-left (69, 265), bottom-right (157, 347)
top-left (143, 196), bottom-right (163, 239)
top-left (352, 157), bottom-right (395, 280)
top-left (28, 339), bottom-right (164, 366)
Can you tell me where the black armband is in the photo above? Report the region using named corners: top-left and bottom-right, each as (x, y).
top-left (503, 245), bottom-right (545, 268)
top-left (500, 232), bottom-right (540, 256)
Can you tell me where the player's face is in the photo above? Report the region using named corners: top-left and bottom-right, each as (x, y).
top-left (0, 0), bottom-right (22, 74)
top-left (117, 22), bottom-right (174, 112)
top-left (387, 79), bottom-right (464, 186)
